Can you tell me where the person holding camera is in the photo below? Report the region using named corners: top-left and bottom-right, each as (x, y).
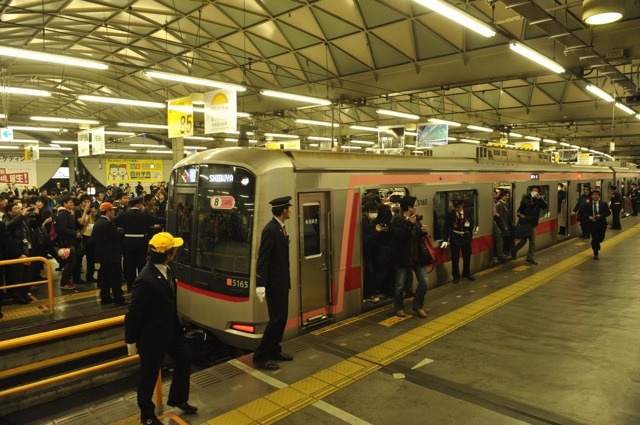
top-left (390, 195), bottom-right (429, 318)
top-left (442, 199), bottom-right (475, 283)
top-left (78, 195), bottom-right (97, 283)
top-left (511, 186), bottom-right (548, 265)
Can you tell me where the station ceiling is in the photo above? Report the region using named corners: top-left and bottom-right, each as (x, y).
top-left (1, 0), bottom-right (639, 161)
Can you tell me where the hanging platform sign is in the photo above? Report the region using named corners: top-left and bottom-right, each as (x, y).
top-left (78, 129), bottom-right (91, 157)
top-left (204, 89), bottom-right (237, 134)
top-left (167, 97), bottom-right (194, 139)
top-left (91, 126), bottom-right (106, 155)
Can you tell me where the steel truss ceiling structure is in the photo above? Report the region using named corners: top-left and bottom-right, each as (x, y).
top-left (1, 0), bottom-right (639, 160)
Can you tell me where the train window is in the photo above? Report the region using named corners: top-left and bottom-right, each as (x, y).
top-left (433, 190), bottom-right (478, 241)
top-left (171, 193), bottom-right (194, 265)
top-left (194, 165), bottom-right (256, 277)
top-left (302, 202), bottom-right (321, 257)
top-left (523, 185), bottom-right (550, 219)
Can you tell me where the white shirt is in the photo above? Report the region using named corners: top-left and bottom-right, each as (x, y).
top-left (155, 263), bottom-right (169, 281)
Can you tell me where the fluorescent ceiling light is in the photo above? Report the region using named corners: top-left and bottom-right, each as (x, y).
top-left (261, 90), bottom-right (331, 106)
top-left (570, 144), bottom-right (580, 149)
top-left (39, 146), bottom-right (72, 151)
top-left (0, 145), bottom-right (19, 150)
top-left (637, 114), bottom-right (640, 120)
top-left (237, 112), bottom-right (251, 118)
top-left (405, 144), bottom-right (417, 148)
top-left (130, 143), bottom-right (160, 147)
top-left (103, 131), bottom-right (136, 136)
top-left (467, 125), bottom-right (493, 132)
top-left (10, 139), bottom-right (39, 143)
top-left (31, 116), bottom-right (99, 125)
top-left (0, 46), bottom-right (108, 70)
top-left (413, 0), bottom-right (495, 37)
top-left (559, 142), bottom-right (571, 147)
top-left (0, 113), bottom-right (4, 118)
top-left (184, 136), bottom-right (215, 141)
top-left (184, 146), bottom-right (207, 150)
top-left (264, 133), bottom-right (299, 139)
top-left (49, 144), bottom-right (61, 148)
top-left (222, 139), bottom-right (258, 144)
top-left (525, 135), bottom-right (541, 141)
top-left (118, 122), bottom-right (168, 129)
top-left (144, 71), bottom-right (246, 92)
top-left (78, 95), bottom-right (165, 109)
top-left (309, 143), bottom-right (319, 147)
top-left (460, 138), bottom-right (480, 144)
top-left (615, 102), bottom-right (635, 115)
top-left (147, 150), bottom-right (172, 154)
top-left (542, 139), bottom-right (558, 144)
top-left (51, 141), bottom-right (80, 145)
top-left (580, 147), bottom-right (589, 151)
top-left (349, 125), bottom-right (379, 132)
top-left (295, 119), bottom-right (339, 127)
top-left (9, 126), bottom-right (65, 132)
top-left (508, 132), bottom-right (523, 138)
top-left (447, 137), bottom-right (457, 141)
top-left (509, 42), bottom-right (565, 74)
top-left (376, 109), bottom-right (419, 120)
top-left (350, 140), bottom-right (375, 145)
top-left (586, 85), bottom-right (614, 102)
top-left (405, 131), bottom-right (418, 136)
top-left (308, 136), bottom-right (336, 141)
top-left (0, 86), bottom-right (51, 97)
top-left (428, 118), bottom-right (461, 126)
top-left (342, 146), bottom-right (362, 150)
top-left (105, 148), bottom-right (137, 153)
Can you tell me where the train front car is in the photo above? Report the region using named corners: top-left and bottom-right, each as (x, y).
top-left (167, 148), bottom-right (295, 350)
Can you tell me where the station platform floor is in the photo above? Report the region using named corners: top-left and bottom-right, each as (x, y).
top-left (6, 220), bottom-right (640, 425)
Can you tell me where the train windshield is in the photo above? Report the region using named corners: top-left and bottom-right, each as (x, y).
top-left (195, 164), bottom-right (256, 277)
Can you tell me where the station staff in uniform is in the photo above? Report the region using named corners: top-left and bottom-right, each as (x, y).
top-left (93, 202), bottom-right (126, 305)
top-left (609, 186), bottom-right (622, 229)
top-left (441, 199), bottom-right (475, 283)
top-left (580, 190), bottom-right (610, 259)
top-left (115, 196), bottom-right (163, 292)
top-left (253, 196), bottom-right (294, 371)
top-left (629, 183), bottom-right (638, 216)
top-left (125, 232), bottom-right (197, 425)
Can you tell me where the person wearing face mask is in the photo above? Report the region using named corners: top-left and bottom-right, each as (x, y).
top-left (362, 201), bottom-right (381, 302)
top-left (511, 186), bottom-right (548, 265)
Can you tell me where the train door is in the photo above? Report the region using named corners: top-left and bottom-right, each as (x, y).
top-left (558, 181), bottom-right (570, 238)
top-left (167, 187), bottom-right (196, 283)
top-left (298, 192), bottom-right (331, 327)
top-left (495, 182), bottom-right (515, 257)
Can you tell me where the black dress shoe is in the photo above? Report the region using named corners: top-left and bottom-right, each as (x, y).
top-left (464, 275), bottom-right (476, 281)
top-left (526, 258), bottom-right (538, 265)
top-left (254, 359), bottom-right (279, 370)
top-left (100, 297), bottom-right (114, 305)
top-left (114, 297), bottom-right (128, 306)
top-left (452, 278), bottom-right (460, 284)
top-left (167, 401), bottom-right (198, 414)
top-left (141, 417), bottom-right (162, 425)
top-left (272, 351), bottom-right (294, 361)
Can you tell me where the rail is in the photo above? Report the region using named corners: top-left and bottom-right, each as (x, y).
top-left (0, 256), bottom-right (54, 314)
top-left (0, 314), bottom-right (163, 407)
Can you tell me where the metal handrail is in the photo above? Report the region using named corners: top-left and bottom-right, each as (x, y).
top-left (0, 256), bottom-right (54, 314)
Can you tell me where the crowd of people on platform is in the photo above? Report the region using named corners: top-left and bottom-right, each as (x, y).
top-left (0, 180), bottom-right (168, 319)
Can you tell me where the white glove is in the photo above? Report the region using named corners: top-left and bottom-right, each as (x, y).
top-left (440, 241), bottom-right (449, 249)
top-left (127, 343), bottom-right (138, 356)
top-left (256, 287), bottom-right (266, 303)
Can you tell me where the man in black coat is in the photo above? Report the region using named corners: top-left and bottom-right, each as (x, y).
top-left (512, 186), bottom-right (548, 265)
top-left (630, 183), bottom-right (638, 216)
top-left (609, 186), bottom-right (622, 229)
top-left (580, 190), bottom-right (611, 259)
top-left (93, 202), bottom-right (126, 305)
top-left (114, 196), bottom-right (163, 292)
top-left (442, 199), bottom-right (475, 283)
top-left (55, 195), bottom-right (82, 290)
top-left (573, 185), bottom-right (592, 238)
top-left (253, 196), bottom-right (294, 371)
top-left (125, 232), bottom-right (197, 425)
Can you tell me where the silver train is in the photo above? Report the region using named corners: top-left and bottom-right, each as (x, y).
top-left (167, 145), bottom-right (638, 350)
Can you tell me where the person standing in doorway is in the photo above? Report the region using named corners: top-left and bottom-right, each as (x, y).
top-left (253, 196), bottom-right (294, 371)
top-left (609, 186), bottom-right (622, 229)
top-left (573, 185), bottom-right (592, 238)
top-left (442, 199), bottom-right (475, 283)
top-left (512, 187), bottom-right (548, 265)
top-left (629, 183), bottom-right (638, 216)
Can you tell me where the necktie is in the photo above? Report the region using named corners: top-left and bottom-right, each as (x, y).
top-left (282, 225), bottom-right (287, 236)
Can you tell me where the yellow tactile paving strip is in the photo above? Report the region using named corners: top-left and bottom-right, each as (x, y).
top-left (206, 225), bottom-right (640, 424)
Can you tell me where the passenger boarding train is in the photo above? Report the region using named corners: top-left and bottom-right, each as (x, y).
top-left (166, 145), bottom-right (638, 350)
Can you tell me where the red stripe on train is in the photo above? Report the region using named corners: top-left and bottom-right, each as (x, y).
top-left (177, 281), bottom-right (250, 302)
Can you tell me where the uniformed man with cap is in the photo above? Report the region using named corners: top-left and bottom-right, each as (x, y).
top-left (609, 186), bottom-right (622, 229)
top-left (125, 232), bottom-right (197, 425)
top-left (115, 196), bottom-right (165, 292)
top-left (442, 199), bottom-right (475, 283)
top-left (93, 202), bottom-right (126, 305)
top-left (253, 196), bottom-right (294, 371)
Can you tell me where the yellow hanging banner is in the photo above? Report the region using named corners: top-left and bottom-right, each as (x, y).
top-left (105, 158), bottom-right (164, 185)
top-left (167, 97), bottom-right (194, 139)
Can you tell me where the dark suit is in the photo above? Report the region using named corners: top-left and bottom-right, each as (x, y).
top-left (93, 216), bottom-right (125, 301)
top-left (630, 187), bottom-right (639, 216)
top-left (443, 210), bottom-right (473, 279)
top-left (574, 192), bottom-right (592, 237)
top-left (610, 191), bottom-right (622, 229)
top-left (115, 208), bottom-right (164, 290)
top-left (580, 200), bottom-right (610, 256)
top-left (253, 217), bottom-right (290, 363)
top-left (125, 263), bottom-right (191, 421)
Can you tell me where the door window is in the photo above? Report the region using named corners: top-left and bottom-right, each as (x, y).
top-left (302, 202), bottom-right (321, 258)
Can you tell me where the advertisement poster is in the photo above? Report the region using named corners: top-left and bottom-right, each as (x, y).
top-left (204, 89), bottom-right (237, 134)
top-left (417, 123), bottom-right (448, 148)
top-left (378, 126), bottom-right (405, 150)
top-left (105, 158), bottom-right (163, 184)
top-left (0, 157), bottom-right (37, 186)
